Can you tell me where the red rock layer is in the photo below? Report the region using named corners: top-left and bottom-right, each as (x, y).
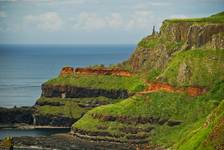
top-left (144, 82), bottom-right (206, 96)
top-left (60, 67), bottom-right (74, 76)
top-left (74, 67), bottom-right (132, 77)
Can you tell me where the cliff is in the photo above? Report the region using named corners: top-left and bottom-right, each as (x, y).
top-left (0, 107), bottom-right (34, 125)
top-left (72, 12), bottom-right (224, 149)
top-left (10, 11), bottom-right (222, 149)
top-left (121, 12), bottom-right (224, 72)
top-left (41, 85), bottom-right (129, 99)
top-left (33, 72), bottom-right (144, 127)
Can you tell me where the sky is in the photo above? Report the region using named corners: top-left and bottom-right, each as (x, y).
top-left (0, 0), bottom-right (223, 44)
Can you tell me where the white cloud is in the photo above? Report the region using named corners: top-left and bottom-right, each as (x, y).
top-left (72, 12), bottom-right (124, 31)
top-left (106, 13), bottom-right (123, 28)
top-left (73, 12), bottom-right (107, 31)
top-left (150, 2), bottom-right (170, 6)
top-left (24, 12), bottom-right (63, 31)
top-left (126, 10), bottom-right (153, 30)
top-left (169, 15), bottom-right (189, 19)
top-left (0, 11), bottom-right (7, 17)
top-left (71, 10), bottom-right (153, 31)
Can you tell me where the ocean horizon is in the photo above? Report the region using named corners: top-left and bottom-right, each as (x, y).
top-left (0, 44), bottom-right (135, 107)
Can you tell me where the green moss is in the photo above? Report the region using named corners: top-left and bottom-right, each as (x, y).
top-left (44, 74), bottom-right (145, 93)
top-left (159, 49), bottom-right (224, 87)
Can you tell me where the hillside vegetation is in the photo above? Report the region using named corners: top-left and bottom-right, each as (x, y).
top-left (72, 11), bottom-right (224, 149)
top-left (45, 74), bottom-right (145, 93)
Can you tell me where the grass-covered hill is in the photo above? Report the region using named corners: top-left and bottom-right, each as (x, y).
top-left (158, 49), bottom-right (224, 87)
top-left (34, 74), bottom-right (145, 126)
top-left (32, 11), bottom-right (224, 149)
top-left (72, 81), bottom-right (224, 147)
top-left (120, 11), bottom-right (224, 73)
top-left (71, 11), bottom-right (224, 149)
top-left (176, 100), bottom-right (224, 150)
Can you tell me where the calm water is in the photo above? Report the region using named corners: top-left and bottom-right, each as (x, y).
top-left (0, 128), bottom-right (70, 139)
top-left (0, 44), bottom-right (135, 107)
top-left (0, 44), bottom-right (134, 138)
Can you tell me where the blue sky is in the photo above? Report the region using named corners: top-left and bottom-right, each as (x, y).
top-left (0, 0), bottom-right (223, 44)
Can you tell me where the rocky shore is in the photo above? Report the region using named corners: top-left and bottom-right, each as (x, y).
top-left (0, 106), bottom-right (76, 128)
top-left (12, 134), bottom-right (164, 150)
top-left (0, 107), bottom-right (34, 125)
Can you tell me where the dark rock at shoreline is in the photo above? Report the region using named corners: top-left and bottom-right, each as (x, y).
top-left (0, 107), bottom-right (75, 127)
top-left (41, 84), bottom-right (129, 99)
top-left (35, 101), bottom-right (64, 106)
top-left (12, 134), bottom-right (140, 150)
top-left (33, 114), bottom-right (75, 127)
top-left (0, 107), bottom-right (34, 125)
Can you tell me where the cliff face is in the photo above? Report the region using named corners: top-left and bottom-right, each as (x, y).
top-left (160, 22), bottom-right (224, 49)
top-left (0, 107), bottom-right (34, 124)
top-left (33, 114), bottom-right (75, 127)
top-left (72, 12), bottom-right (224, 149)
top-left (41, 84), bottom-right (129, 99)
top-left (123, 14), bottom-right (224, 72)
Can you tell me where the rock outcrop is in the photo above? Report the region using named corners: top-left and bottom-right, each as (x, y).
top-left (41, 84), bottom-right (129, 99)
top-left (33, 114), bottom-right (75, 127)
top-left (141, 82), bottom-right (207, 96)
top-left (59, 67), bottom-right (133, 77)
top-left (60, 66), bottom-right (74, 76)
top-left (122, 14), bottom-right (224, 72)
top-left (0, 107), bottom-right (34, 125)
top-left (75, 67), bottom-right (132, 77)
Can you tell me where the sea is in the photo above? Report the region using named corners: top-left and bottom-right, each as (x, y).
top-left (0, 44), bottom-right (135, 138)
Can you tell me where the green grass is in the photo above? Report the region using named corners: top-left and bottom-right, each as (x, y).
top-left (176, 100), bottom-right (224, 150)
top-left (138, 36), bottom-right (161, 48)
top-left (166, 11), bottom-right (224, 23)
top-left (44, 74), bottom-right (145, 93)
top-left (159, 49), bottom-right (224, 87)
top-left (35, 97), bottom-right (121, 119)
top-left (88, 92), bottom-right (217, 121)
top-left (73, 79), bottom-right (224, 146)
top-left (137, 34), bottom-right (184, 52)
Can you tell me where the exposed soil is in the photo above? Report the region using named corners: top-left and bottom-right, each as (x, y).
top-left (75, 67), bottom-right (132, 77)
top-left (140, 82), bottom-right (207, 96)
top-left (59, 66), bottom-right (133, 77)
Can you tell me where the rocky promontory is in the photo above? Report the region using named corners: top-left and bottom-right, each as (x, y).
top-left (72, 12), bottom-right (224, 150)
top-left (1, 11), bottom-right (224, 150)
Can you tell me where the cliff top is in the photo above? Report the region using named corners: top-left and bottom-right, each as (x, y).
top-left (165, 11), bottom-right (224, 23)
top-left (44, 74), bottom-right (145, 93)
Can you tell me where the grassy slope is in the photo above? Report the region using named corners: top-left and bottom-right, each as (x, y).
top-left (41, 11), bottom-right (224, 148)
top-left (44, 75), bottom-right (145, 93)
top-left (159, 49), bottom-right (224, 87)
top-left (73, 49), bottom-right (224, 147)
top-left (73, 80), bottom-right (224, 144)
top-left (72, 12), bottom-right (224, 147)
top-left (176, 100), bottom-right (224, 150)
top-left (35, 97), bottom-right (121, 119)
top-left (121, 11), bottom-right (224, 73)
